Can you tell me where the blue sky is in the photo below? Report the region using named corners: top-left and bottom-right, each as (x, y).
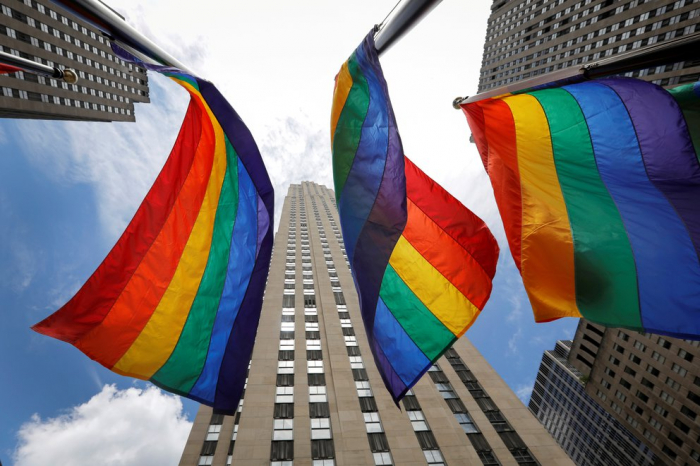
top-left (0, 1), bottom-right (578, 464)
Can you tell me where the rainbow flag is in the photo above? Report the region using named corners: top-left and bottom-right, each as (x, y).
top-left (332, 31), bottom-right (499, 402)
top-left (462, 78), bottom-right (700, 339)
top-left (33, 45), bottom-right (274, 414)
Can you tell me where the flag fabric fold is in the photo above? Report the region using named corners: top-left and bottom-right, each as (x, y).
top-left (462, 77), bottom-right (700, 339)
top-left (32, 44), bottom-right (274, 414)
top-left (0, 63), bottom-right (21, 74)
top-left (332, 31), bottom-right (499, 403)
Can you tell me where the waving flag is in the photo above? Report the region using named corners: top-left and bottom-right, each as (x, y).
top-left (462, 78), bottom-right (700, 339)
top-left (33, 45), bottom-right (274, 414)
top-left (332, 31), bottom-right (499, 402)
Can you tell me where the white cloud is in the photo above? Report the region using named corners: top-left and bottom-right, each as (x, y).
top-left (507, 327), bottom-right (524, 355)
top-left (515, 381), bottom-right (534, 404)
top-left (14, 384), bottom-right (191, 466)
top-left (257, 113), bottom-right (333, 229)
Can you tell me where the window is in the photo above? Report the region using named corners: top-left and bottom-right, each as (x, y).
top-left (678, 348), bottom-right (694, 362)
top-left (672, 363), bottom-right (687, 377)
top-left (311, 418), bottom-right (332, 439)
top-left (349, 356), bottom-right (364, 369)
top-left (276, 387), bottom-right (294, 403)
top-left (660, 391), bottom-right (674, 404)
top-left (308, 361), bottom-right (324, 374)
top-left (310, 386), bottom-right (327, 402)
top-left (455, 412), bottom-right (479, 433)
top-left (373, 452), bottom-right (393, 465)
top-left (206, 424), bottom-right (221, 441)
top-left (654, 404), bottom-right (668, 418)
top-left (633, 341), bottom-right (646, 352)
top-left (407, 410), bottom-right (430, 431)
top-left (424, 450), bottom-right (445, 465)
top-left (356, 381), bottom-right (373, 397)
top-left (273, 419), bottom-right (293, 440)
top-left (364, 412), bottom-right (383, 433)
top-left (198, 456), bottom-right (214, 465)
top-left (651, 351), bottom-right (665, 364)
top-left (658, 337), bottom-right (671, 349)
top-left (665, 377), bottom-right (680, 390)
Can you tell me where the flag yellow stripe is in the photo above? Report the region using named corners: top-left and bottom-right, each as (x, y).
top-left (504, 94), bottom-right (580, 321)
top-left (113, 83), bottom-right (228, 377)
top-left (388, 235), bottom-right (480, 337)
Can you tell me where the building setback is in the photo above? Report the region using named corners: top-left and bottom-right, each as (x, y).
top-left (178, 182), bottom-right (573, 466)
top-left (478, 0), bottom-right (700, 93)
top-left (0, 0), bottom-right (149, 121)
top-left (568, 320), bottom-right (700, 465)
top-left (529, 339), bottom-right (661, 465)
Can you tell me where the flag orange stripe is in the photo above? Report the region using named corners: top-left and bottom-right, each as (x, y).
top-left (74, 88), bottom-right (217, 366)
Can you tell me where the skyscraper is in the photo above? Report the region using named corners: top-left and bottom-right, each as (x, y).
top-left (178, 181), bottom-right (572, 466)
top-left (0, 0), bottom-right (149, 121)
top-left (478, 0), bottom-right (700, 93)
top-left (568, 320), bottom-right (700, 465)
top-left (529, 339), bottom-right (661, 465)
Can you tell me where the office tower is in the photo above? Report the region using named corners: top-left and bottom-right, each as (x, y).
top-left (179, 181), bottom-right (572, 466)
top-left (529, 339), bottom-right (661, 465)
top-left (568, 320), bottom-right (700, 465)
top-left (478, 0), bottom-right (700, 92)
top-left (0, 0), bottom-right (149, 121)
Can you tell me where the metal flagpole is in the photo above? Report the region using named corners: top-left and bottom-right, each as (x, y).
top-left (52, 0), bottom-right (195, 75)
top-left (374, 0), bottom-right (443, 56)
top-left (453, 30), bottom-right (700, 107)
top-left (0, 50), bottom-right (78, 83)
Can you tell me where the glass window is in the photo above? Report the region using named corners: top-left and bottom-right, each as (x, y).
top-left (273, 419), bottom-right (294, 441)
top-left (310, 386), bottom-right (327, 402)
top-left (373, 452), bottom-right (393, 466)
top-left (311, 418), bottom-right (332, 439)
top-left (277, 361), bottom-right (294, 374)
top-left (308, 361), bottom-right (324, 374)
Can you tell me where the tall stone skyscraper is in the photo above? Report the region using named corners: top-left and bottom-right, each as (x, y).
top-left (178, 181), bottom-right (572, 466)
top-left (568, 320), bottom-right (700, 465)
top-left (529, 339), bottom-right (661, 465)
top-left (478, 0), bottom-right (700, 92)
top-left (0, 0), bottom-right (149, 121)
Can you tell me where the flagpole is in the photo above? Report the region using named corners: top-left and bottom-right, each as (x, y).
top-left (374, 0), bottom-right (442, 56)
top-left (0, 50), bottom-right (78, 83)
top-left (454, 30), bottom-right (700, 107)
top-left (52, 0), bottom-right (194, 74)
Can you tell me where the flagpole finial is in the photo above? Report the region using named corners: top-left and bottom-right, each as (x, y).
top-left (452, 97), bottom-right (464, 109)
top-left (60, 69), bottom-right (79, 84)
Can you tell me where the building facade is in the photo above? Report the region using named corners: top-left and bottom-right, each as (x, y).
top-left (568, 320), bottom-right (700, 464)
top-left (478, 0), bottom-right (700, 93)
top-left (0, 0), bottom-right (149, 121)
top-left (529, 339), bottom-right (661, 465)
top-left (179, 181), bottom-right (572, 466)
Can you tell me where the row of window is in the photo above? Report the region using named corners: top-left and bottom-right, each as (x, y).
top-left (1, 2), bottom-right (147, 93)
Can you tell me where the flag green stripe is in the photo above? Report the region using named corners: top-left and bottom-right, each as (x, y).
top-left (532, 89), bottom-right (641, 327)
top-left (379, 264), bottom-right (456, 361)
top-left (151, 137), bottom-right (240, 391)
top-left (332, 52), bottom-right (370, 199)
top-left (668, 82), bottom-right (700, 164)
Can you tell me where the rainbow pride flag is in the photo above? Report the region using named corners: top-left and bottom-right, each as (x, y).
top-left (33, 46), bottom-right (274, 414)
top-left (462, 78), bottom-right (700, 339)
top-left (332, 31), bottom-right (499, 402)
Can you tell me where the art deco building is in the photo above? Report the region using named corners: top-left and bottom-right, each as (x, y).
top-left (478, 0), bottom-right (700, 92)
top-left (0, 0), bottom-right (149, 121)
top-left (178, 181), bottom-right (572, 466)
top-left (568, 320), bottom-right (700, 464)
top-left (529, 339), bottom-right (661, 465)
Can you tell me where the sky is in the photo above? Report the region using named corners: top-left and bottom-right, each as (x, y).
top-left (0, 1), bottom-right (577, 464)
